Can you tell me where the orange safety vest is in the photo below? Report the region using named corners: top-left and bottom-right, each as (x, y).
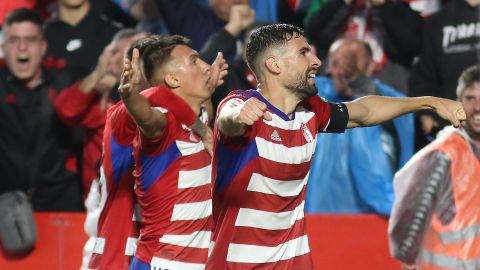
top-left (416, 130), bottom-right (480, 270)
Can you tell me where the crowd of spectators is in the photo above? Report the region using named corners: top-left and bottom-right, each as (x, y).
top-left (0, 0), bottom-right (478, 257)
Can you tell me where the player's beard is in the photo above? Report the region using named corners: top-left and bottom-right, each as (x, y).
top-left (285, 69), bottom-right (317, 100)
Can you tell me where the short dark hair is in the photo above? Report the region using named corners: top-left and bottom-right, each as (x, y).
top-left (124, 34), bottom-right (160, 62)
top-left (244, 22), bottom-right (273, 44)
top-left (141, 35), bottom-right (190, 84)
top-left (245, 24), bottom-right (305, 75)
top-left (457, 65), bottom-right (480, 98)
top-left (4, 8), bottom-right (43, 29)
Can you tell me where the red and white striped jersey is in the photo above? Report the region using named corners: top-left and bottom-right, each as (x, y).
top-left (89, 86), bottom-right (198, 270)
top-left (133, 108), bottom-right (213, 270)
top-left (88, 101), bottom-right (140, 270)
top-left (207, 90), bottom-right (348, 270)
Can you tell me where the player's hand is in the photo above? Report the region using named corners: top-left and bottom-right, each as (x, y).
top-left (119, 48), bottom-right (143, 98)
top-left (225, 5), bottom-right (255, 36)
top-left (234, 97), bottom-right (272, 126)
top-left (208, 52), bottom-right (229, 90)
top-left (201, 125), bottom-right (214, 157)
top-left (190, 118), bottom-right (214, 156)
top-left (430, 98), bottom-right (466, 128)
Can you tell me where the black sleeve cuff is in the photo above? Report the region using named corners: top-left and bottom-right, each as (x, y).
top-left (324, 102), bottom-right (349, 133)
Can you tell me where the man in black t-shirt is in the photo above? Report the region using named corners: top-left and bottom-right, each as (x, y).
top-left (44, 0), bottom-right (121, 77)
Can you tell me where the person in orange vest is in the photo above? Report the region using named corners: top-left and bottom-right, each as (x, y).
top-left (388, 65), bottom-right (480, 270)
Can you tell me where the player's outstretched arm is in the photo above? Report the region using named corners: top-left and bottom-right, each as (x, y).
top-left (119, 48), bottom-right (167, 138)
top-left (345, 95), bottom-right (466, 129)
top-left (218, 97), bottom-right (272, 137)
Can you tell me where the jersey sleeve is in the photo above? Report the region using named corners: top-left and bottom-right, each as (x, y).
top-left (215, 91), bottom-right (256, 149)
top-left (108, 103), bottom-right (137, 146)
top-left (305, 95), bottom-right (349, 133)
top-left (142, 86), bottom-right (197, 126)
top-left (136, 108), bottom-right (178, 156)
top-left (137, 87), bottom-right (200, 155)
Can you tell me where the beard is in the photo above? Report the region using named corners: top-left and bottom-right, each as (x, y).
top-left (464, 119), bottom-right (480, 142)
top-left (284, 70), bottom-right (318, 100)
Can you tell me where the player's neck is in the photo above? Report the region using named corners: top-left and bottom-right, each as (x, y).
top-left (173, 91), bottom-right (202, 116)
top-left (258, 80), bottom-right (301, 117)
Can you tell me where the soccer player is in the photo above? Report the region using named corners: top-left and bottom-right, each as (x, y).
top-left (207, 24), bottom-right (466, 269)
top-left (119, 36), bottom-right (226, 270)
top-left (88, 36), bottom-right (215, 270)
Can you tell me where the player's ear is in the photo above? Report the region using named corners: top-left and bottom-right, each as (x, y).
top-left (165, 74), bottom-right (180, 89)
top-left (265, 56), bottom-right (280, 74)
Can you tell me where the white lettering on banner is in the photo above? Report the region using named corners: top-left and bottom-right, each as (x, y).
top-left (442, 23), bottom-right (480, 49)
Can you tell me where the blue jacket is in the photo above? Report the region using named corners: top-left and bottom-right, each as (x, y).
top-left (305, 76), bottom-right (414, 215)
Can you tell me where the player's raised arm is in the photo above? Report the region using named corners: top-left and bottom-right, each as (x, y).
top-left (119, 48), bottom-right (167, 138)
top-left (345, 96), bottom-right (466, 129)
top-left (217, 97), bottom-right (272, 137)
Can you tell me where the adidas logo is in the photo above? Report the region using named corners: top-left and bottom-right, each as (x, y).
top-left (270, 130), bottom-right (282, 142)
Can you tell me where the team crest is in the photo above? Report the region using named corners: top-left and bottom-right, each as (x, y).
top-left (301, 123), bottom-right (314, 143)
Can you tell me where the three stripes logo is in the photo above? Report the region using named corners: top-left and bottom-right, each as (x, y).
top-left (270, 130), bottom-right (282, 142)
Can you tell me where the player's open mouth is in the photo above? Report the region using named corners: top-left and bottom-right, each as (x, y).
top-left (307, 70), bottom-right (317, 84)
top-left (307, 68), bottom-right (317, 79)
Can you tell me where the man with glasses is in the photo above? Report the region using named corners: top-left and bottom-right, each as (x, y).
top-left (0, 8), bottom-right (82, 213)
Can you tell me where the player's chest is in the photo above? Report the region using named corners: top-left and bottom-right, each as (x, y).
top-left (253, 117), bottom-right (317, 164)
top-left (174, 123), bottom-right (203, 144)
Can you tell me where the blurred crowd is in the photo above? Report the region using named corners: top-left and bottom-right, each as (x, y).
top-left (0, 0), bottom-right (479, 266)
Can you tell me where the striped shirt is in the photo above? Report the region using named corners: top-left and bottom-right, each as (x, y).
top-left (133, 107), bottom-right (213, 270)
top-left (89, 87), bottom-right (197, 270)
top-left (207, 90), bottom-right (348, 270)
top-left (89, 101), bottom-right (141, 270)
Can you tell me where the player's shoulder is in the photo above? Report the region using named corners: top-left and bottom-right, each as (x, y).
top-left (141, 86), bottom-right (177, 114)
top-left (218, 89), bottom-right (257, 109)
top-left (141, 86), bottom-right (170, 99)
top-left (300, 95), bottom-right (329, 110)
top-left (106, 101), bottom-right (131, 124)
top-left (225, 89), bottom-right (257, 100)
